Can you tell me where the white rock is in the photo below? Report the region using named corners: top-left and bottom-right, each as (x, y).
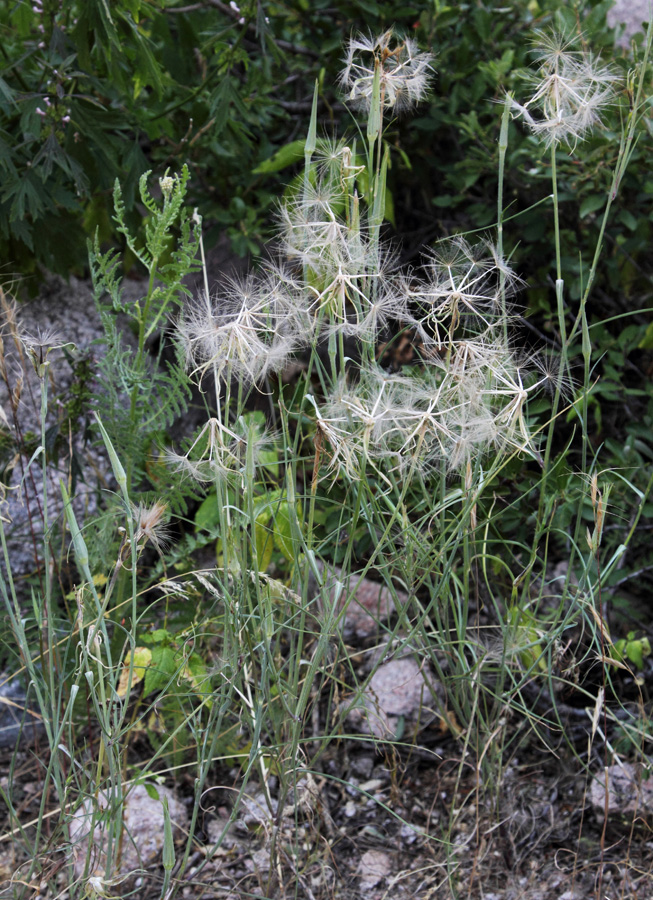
top-left (357, 849), bottom-right (392, 889)
top-left (607, 0), bottom-right (651, 48)
top-left (314, 563), bottom-right (408, 640)
top-left (69, 783), bottom-right (187, 884)
top-left (590, 763), bottom-right (653, 821)
top-left (346, 657), bottom-right (440, 738)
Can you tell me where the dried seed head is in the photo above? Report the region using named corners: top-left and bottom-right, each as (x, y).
top-left (339, 28), bottom-right (435, 113)
top-left (512, 31), bottom-right (619, 148)
top-left (131, 500), bottom-right (171, 552)
top-left (177, 272), bottom-right (302, 384)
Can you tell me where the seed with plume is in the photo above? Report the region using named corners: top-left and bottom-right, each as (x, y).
top-left (165, 416), bottom-right (275, 485)
top-left (511, 31), bottom-right (619, 148)
top-left (131, 500), bottom-right (171, 553)
top-left (177, 274), bottom-right (301, 384)
top-left (416, 237), bottom-right (521, 343)
top-left (339, 28), bottom-right (435, 113)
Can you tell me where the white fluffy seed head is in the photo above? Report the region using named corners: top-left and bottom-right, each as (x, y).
top-left (415, 237), bottom-right (521, 343)
top-left (339, 28), bottom-right (435, 113)
top-left (512, 31), bottom-right (619, 148)
top-left (165, 416), bottom-right (276, 485)
top-left (177, 272), bottom-right (302, 384)
top-left (131, 500), bottom-right (171, 552)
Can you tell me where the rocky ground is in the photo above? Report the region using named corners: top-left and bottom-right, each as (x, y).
top-left (1, 564), bottom-right (652, 899)
top-left (607, 0), bottom-right (651, 47)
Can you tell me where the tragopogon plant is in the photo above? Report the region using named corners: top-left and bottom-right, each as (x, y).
top-left (173, 29), bottom-right (549, 500)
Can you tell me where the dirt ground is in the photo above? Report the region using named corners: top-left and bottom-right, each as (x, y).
top-left (1, 625), bottom-right (652, 900)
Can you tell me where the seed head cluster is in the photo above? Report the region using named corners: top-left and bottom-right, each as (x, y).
top-left (173, 29), bottom-right (567, 486)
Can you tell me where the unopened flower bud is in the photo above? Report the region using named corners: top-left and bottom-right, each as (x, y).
top-left (160, 174), bottom-right (174, 199)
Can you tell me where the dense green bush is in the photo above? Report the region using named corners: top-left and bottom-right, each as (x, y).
top-left (4, 0), bottom-right (648, 290)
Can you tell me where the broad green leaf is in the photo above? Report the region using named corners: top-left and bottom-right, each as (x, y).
top-left (273, 500), bottom-right (302, 561)
top-left (0, 77), bottom-right (16, 111)
top-left (195, 492), bottom-right (221, 531)
top-left (626, 641), bottom-right (645, 670)
top-left (638, 321), bottom-right (653, 349)
top-left (617, 208), bottom-right (637, 231)
top-left (579, 194), bottom-right (605, 219)
top-left (181, 651), bottom-right (208, 691)
top-left (144, 783), bottom-right (160, 800)
top-left (144, 645), bottom-right (177, 696)
top-left (255, 519), bottom-right (274, 572)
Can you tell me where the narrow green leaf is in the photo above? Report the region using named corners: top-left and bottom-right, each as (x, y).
top-left (162, 796), bottom-right (175, 872)
top-left (367, 63), bottom-right (382, 143)
top-left (305, 81), bottom-right (319, 156)
top-left (60, 481), bottom-right (90, 569)
top-left (253, 140), bottom-right (306, 174)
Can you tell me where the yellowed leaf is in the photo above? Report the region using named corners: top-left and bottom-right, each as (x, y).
top-left (116, 647), bottom-right (152, 697)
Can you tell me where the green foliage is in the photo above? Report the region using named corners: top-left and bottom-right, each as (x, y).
top-left (611, 631), bottom-right (651, 670)
top-left (2, 0), bottom-right (430, 275)
top-left (6, 0), bottom-right (647, 302)
top-left (89, 167), bottom-right (199, 504)
top-left (193, 414), bottom-right (302, 574)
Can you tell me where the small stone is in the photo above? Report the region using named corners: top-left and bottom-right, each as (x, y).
top-left (590, 763), bottom-right (653, 822)
top-left (399, 822), bottom-right (421, 844)
top-left (368, 659), bottom-right (429, 716)
top-left (313, 563), bottom-right (408, 640)
top-left (349, 755), bottom-right (374, 779)
top-left (69, 783), bottom-right (187, 885)
top-left (357, 849), bottom-right (392, 889)
top-left (206, 814), bottom-right (238, 849)
top-left (239, 792), bottom-right (277, 829)
top-left (251, 848), bottom-right (270, 872)
top-left (346, 658), bottom-right (440, 738)
top-left (358, 778), bottom-right (383, 793)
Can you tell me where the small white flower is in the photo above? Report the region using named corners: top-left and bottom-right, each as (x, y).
top-left (229, 0), bottom-right (245, 24)
top-left (159, 174), bottom-right (175, 199)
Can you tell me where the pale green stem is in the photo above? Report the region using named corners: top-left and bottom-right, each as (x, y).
top-left (497, 93), bottom-right (512, 346)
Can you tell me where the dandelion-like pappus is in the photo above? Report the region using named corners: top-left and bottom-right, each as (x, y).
top-left (339, 28), bottom-right (434, 113)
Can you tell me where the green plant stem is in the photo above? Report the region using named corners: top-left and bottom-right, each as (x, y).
top-left (497, 92), bottom-right (512, 345)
